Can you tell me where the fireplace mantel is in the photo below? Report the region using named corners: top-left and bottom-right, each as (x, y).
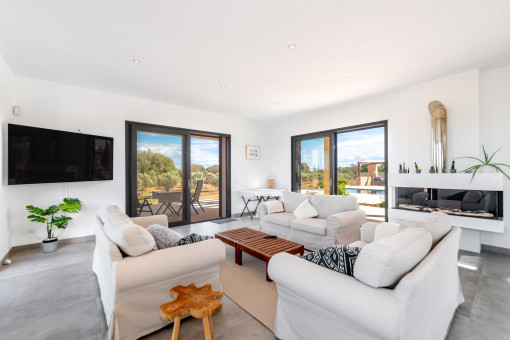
top-left (388, 172), bottom-right (505, 252)
top-left (388, 173), bottom-right (504, 191)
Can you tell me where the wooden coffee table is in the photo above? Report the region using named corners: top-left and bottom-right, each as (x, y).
top-left (215, 228), bottom-right (304, 281)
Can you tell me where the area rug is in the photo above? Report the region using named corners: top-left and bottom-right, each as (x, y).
top-left (219, 246), bottom-right (278, 330)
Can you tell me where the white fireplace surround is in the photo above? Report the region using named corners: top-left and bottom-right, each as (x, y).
top-left (388, 173), bottom-right (504, 252)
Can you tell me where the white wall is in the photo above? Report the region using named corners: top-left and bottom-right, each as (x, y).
top-left (0, 53), bottom-right (13, 258)
top-left (479, 65), bottom-right (510, 249)
top-left (266, 69), bottom-right (480, 186)
top-left (5, 75), bottom-right (270, 246)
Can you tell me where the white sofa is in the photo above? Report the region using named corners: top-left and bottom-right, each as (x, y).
top-left (259, 191), bottom-right (366, 250)
top-left (268, 214), bottom-right (463, 340)
top-left (92, 206), bottom-right (226, 340)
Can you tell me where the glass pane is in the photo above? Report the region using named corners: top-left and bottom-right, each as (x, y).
top-left (136, 131), bottom-right (184, 223)
top-left (337, 126), bottom-right (385, 221)
top-left (299, 137), bottom-right (330, 195)
top-left (190, 135), bottom-right (220, 222)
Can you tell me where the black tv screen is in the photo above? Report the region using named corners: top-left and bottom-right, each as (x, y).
top-left (8, 124), bottom-right (114, 185)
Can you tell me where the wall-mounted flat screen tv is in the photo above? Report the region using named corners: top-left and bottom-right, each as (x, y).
top-left (8, 124), bottom-right (114, 185)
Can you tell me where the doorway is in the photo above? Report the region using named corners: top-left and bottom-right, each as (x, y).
top-left (125, 121), bottom-right (231, 226)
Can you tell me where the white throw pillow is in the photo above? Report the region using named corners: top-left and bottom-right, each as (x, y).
top-left (293, 199), bottom-right (319, 219)
top-left (374, 222), bottom-right (400, 241)
top-left (106, 205), bottom-right (123, 215)
top-left (400, 212), bottom-right (451, 247)
top-left (265, 200), bottom-right (285, 214)
top-left (354, 227), bottom-right (432, 288)
top-left (103, 221), bottom-right (157, 256)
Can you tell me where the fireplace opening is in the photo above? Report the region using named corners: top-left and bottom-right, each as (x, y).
top-left (394, 187), bottom-right (503, 220)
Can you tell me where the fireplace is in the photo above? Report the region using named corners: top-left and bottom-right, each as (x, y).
top-left (393, 187), bottom-right (503, 221)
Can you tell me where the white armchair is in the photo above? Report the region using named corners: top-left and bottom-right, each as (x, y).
top-left (92, 209), bottom-right (225, 340)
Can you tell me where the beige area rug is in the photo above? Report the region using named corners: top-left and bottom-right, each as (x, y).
top-left (219, 246), bottom-right (278, 330)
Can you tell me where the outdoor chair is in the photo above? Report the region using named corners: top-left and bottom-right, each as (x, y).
top-left (191, 180), bottom-right (205, 214)
top-left (138, 197), bottom-right (153, 217)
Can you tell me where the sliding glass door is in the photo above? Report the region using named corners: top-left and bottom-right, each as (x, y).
top-left (291, 121), bottom-right (388, 221)
top-left (126, 122), bottom-right (231, 226)
top-left (292, 133), bottom-right (334, 194)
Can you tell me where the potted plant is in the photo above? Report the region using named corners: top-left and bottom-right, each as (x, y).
top-left (456, 146), bottom-right (510, 181)
top-left (450, 160), bottom-right (456, 173)
top-left (429, 166), bottom-right (436, 173)
top-left (26, 198), bottom-right (82, 253)
top-left (399, 164), bottom-right (403, 173)
top-left (415, 162), bottom-right (421, 173)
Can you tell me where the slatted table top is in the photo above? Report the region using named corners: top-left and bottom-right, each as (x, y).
top-left (214, 227), bottom-right (268, 244)
top-left (238, 237), bottom-right (304, 260)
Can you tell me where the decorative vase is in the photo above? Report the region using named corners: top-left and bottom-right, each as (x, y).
top-left (267, 179), bottom-right (275, 189)
top-left (450, 169), bottom-right (456, 173)
top-left (42, 238), bottom-right (58, 253)
top-left (429, 169), bottom-right (436, 173)
top-left (416, 169), bottom-right (421, 173)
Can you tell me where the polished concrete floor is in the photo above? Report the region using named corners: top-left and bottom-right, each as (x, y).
top-left (1, 217), bottom-right (510, 339)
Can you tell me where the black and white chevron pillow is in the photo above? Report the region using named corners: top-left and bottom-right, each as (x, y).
top-left (299, 245), bottom-right (361, 276)
top-left (178, 233), bottom-right (213, 246)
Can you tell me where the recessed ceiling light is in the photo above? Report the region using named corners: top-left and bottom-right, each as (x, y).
top-left (288, 44), bottom-right (296, 49)
top-left (345, 76), bottom-right (352, 80)
top-left (132, 59), bottom-right (141, 64)
top-left (274, 101), bottom-right (280, 104)
top-left (219, 85), bottom-right (226, 89)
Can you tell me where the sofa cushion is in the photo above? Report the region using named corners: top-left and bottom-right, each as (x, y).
top-left (310, 195), bottom-right (358, 219)
top-left (353, 227), bottom-right (432, 288)
top-left (264, 212), bottom-right (296, 227)
top-left (374, 222), bottom-right (400, 241)
top-left (265, 200), bottom-right (285, 214)
top-left (108, 213), bottom-right (133, 226)
top-left (299, 245), bottom-right (361, 276)
top-left (281, 191), bottom-right (308, 213)
top-left (293, 199), bottom-right (319, 219)
top-left (103, 221), bottom-right (157, 256)
top-left (349, 240), bottom-right (368, 248)
top-left (146, 224), bottom-right (183, 249)
top-left (291, 218), bottom-right (327, 236)
top-left (400, 212), bottom-right (451, 247)
top-left (106, 205), bottom-right (124, 214)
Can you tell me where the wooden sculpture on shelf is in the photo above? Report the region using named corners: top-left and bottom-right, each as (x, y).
top-left (428, 100), bottom-right (448, 173)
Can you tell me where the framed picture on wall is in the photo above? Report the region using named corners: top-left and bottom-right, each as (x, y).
top-left (246, 145), bottom-right (260, 160)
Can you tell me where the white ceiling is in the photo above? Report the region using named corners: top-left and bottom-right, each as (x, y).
top-left (1, 0), bottom-right (510, 120)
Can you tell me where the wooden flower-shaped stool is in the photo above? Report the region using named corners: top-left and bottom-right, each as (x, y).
top-left (160, 283), bottom-right (223, 340)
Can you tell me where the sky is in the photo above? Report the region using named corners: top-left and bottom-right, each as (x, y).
top-left (137, 132), bottom-right (219, 169)
top-left (300, 126), bottom-right (385, 169)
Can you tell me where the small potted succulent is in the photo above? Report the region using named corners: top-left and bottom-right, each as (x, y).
top-left (26, 198), bottom-right (82, 253)
top-left (415, 162), bottom-right (421, 173)
top-left (399, 164), bottom-right (404, 173)
top-left (450, 160), bottom-right (456, 173)
top-left (429, 166), bottom-right (436, 173)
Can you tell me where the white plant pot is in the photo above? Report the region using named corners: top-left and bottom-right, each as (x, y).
top-left (42, 238), bottom-right (59, 253)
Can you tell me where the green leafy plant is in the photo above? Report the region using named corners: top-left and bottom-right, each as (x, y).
top-left (399, 164), bottom-right (402, 171)
top-left (415, 162), bottom-right (419, 170)
top-left (451, 160), bottom-right (455, 170)
top-left (430, 166), bottom-right (434, 170)
top-left (26, 198), bottom-right (82, 240)
top-left (337, 178), bottom-right (350, 196)
top-left (456, 146), bottom-right (510, 181)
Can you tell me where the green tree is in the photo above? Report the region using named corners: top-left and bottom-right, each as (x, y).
top-left (191, 171), bottom-right (205, 187)
top-left (205, 172), bottom-right (219, 186)
top-left (207, 164), bottom-right (219, 174)
top-left (337, 178), bottom-right (349, 196)
top-left (137, 150), bottom-right (180, 189)
top-left (159, 172), bottom-right (180, 189)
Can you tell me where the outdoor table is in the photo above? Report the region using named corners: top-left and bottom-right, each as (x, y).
top-left (152, 190), bottom-right (182, 215)
top-left (236, 188), bottom-right (289, 220)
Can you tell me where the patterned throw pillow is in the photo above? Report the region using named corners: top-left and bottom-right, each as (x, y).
top-left (299, 245), bottom-right (361, 276)
top-left (178, 233), bottom-right (214, 246)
